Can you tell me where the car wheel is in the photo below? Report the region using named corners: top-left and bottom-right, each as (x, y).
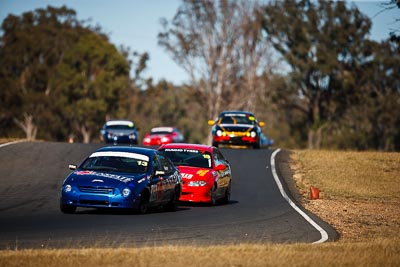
top-left (212, 142), bottom-right (219, 148)
top-left (253, 142), bottom-right (260, 149)
top-left (165, 188), bottom-right (179, 212)
top-left (222, 181), bottom-right (231, 204)
top-left (210, 184), bottom-right (217, 205)
top-left (60, 203), bottom-right (76, 214)
top-left (137, 192), bottom-right (149, 214)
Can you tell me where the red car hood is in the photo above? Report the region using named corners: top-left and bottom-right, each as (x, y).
top-left (177, 166), bottom-right (213, 181)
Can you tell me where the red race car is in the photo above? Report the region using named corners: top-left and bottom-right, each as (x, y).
top-left (158, 143), bottom-right (232, 205)
top-left (143, 127), bottom-right (184, 146)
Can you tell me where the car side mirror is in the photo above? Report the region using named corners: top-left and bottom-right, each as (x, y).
top-left (215, 164), bottom-right (225, 171)
top-left (208, 120), bottom-right (215, 126)
top-left (69, 164), bottom-right (77, 170)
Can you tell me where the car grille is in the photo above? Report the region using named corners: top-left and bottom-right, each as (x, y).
top-left (79, 186), bottom-right (114, 194)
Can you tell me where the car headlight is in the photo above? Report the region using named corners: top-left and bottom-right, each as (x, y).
top-left (250, 131), bottom-right (257, 138)
top-left (188, 180), bottom-right (207, 187)
top-left (64, 184), bottom-right (72, 193)
top-left (122, 188), bottom-right (131, 197)
top-left (216, 130), bottom-right (222, 136)
top-left (107, 133), bottom-right (113, 139)
top-left (129, 134), bottom-right (136, 139)
top-left (161, 136), bottom-right (170, 143)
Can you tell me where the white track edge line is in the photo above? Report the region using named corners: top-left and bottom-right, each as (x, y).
top-left (270, 148), bottom-right (329, 244)
top-left (0, 140), bottom-right (27, 148)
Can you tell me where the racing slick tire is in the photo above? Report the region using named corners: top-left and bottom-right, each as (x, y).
top-left (137, 191), bottom-right (150, 214)
top-left (60, 203), bottom-right (77, 214)
top-left (222, 181), bottom-right (231, 204)
top-left (210, 184), bottom-right (217, 205)
top-left (165, 187), bottom-right (180, 212)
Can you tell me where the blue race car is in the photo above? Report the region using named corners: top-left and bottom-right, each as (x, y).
top-left (60, 146), bottom-right (182, 214)
top-left (100, 120), bottom-right (139, 145)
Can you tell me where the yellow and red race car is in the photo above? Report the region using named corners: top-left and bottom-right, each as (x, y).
top-left (158, 143), bottom-right (232, 205)
top-left (208, 111), bottom-right (266, 149)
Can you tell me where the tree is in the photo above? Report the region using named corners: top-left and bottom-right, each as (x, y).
top-left (262, 0), bottom-right (373, 148)
top-left (0, 6), bottom-right (82, 140)
top-left (158, 0), bottom-right (276, 143)
top-left (0, 6), bottom-right (131, 143)
top-left (52, 32), bottom-right (130, 143)
top-left (333, 38), bottom-right (400, 151)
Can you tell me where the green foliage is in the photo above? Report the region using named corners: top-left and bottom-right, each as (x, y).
top-left (128, 80), bottom-right (208, 144)
top-left (262, 0), bottom-right (374, 149)
top-left (52, 32), bottom-right (130, 142)
top-left (1, 3), bottom-right (399, 151)
top-left (0, 6), bottom-right (130, 143)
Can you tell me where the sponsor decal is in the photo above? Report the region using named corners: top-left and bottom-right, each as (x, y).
top-left (181, 173), bottom-right (194, 179)
top-left (89, 151), bottom-right (149, 162)
top-left (75, 170), bottom-right (133, 183)
top-left (164, 148), bottom-right (200, 153)
top-left (196, 170), bottom-right (209, 177)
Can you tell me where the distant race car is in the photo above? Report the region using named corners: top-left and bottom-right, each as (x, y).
top-left (208, 111), bottom-right (266, 149)
top-left (60, 146), bottom-right (182, 214)
top-left (143, 127), bottom-right (184, 146)
top-left (158, 143), bottom-right (232, 205)
top-left (100, 120), bottom-right (139, 145)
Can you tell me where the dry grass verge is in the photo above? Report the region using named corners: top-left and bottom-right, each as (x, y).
top-left (290, 150), bottom-right (400, 241)
top-left (0, 240), bottom-right (399, 267)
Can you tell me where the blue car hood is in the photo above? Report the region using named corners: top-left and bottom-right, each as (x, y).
top-left (67, 170), bottom-right (146, 188)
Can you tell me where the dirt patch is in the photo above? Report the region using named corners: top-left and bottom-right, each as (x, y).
top-left (301, 197), bottom-right (400, 242)
top-left (286, 150), bottom-right (400, 242)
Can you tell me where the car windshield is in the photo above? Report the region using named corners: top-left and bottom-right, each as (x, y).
top-left (150, 131), bottom-right (172, 135)
top-left (219, 114), bottom-right (256, 125)
top-left (107, 125), bottom-right (135, 130)
top-left (160, 148), bottom-right (212, 169)
top-left (80, 156), bottom-right (148, 174)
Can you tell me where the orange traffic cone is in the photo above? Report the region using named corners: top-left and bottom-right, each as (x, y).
top-left (310, 186), bottom-right (320, 200)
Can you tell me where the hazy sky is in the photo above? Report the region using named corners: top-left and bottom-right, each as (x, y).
top-left (0, 0), bottom-right (398, 84)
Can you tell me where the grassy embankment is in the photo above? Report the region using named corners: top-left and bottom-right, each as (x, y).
top-left (0, 147), bottom-right (399, 267)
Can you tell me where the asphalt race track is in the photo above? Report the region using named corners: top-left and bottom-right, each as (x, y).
top-left (0, 142), bottom-right (337, 249)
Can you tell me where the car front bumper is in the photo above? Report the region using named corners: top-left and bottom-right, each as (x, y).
top-left (212, 135), bottom-right (259, 146)
top-left (60, 193), bottom-right (139, 209)
top-left (179, 185), bottom-right (212, 203)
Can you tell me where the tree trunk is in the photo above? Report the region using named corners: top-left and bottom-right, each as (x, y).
top-left (81, 125), bottom-right (91, 144)
top-left (307, 129), bottom-right (314, 149)
top-left (308, 127), bottom-right (323, 149)
top-left (14, 114), bottom-right (37, 141)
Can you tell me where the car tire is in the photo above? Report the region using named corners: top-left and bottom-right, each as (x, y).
top-left (212, 142), bottom-right (219, 148)
top-left (60, 203), bottom-right (76, 214)
top-left (222, 181), bottom-right (231, 204)
top-left (165, 188), bottom-right (179, 212)
top-left (210, 184), bottom-right (217, 205)
top-left (137, 192), bottom-right (149, 214)
top-left (253, 142), bottom-right (260, 149)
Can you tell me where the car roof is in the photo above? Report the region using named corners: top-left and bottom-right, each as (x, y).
top-left (95, 146), bottom-right (157, 157)
top-left (218, 110), bottom-right (255, 117)
top-left (105, 120), bottom-right (135, 126)
top-left (151, 127), bottom-right (175, 133)
top-left (158, 143), bottom-right (214, 152)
